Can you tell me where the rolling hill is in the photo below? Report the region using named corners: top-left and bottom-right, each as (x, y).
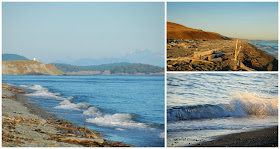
top-left (167, 22), bottom-right (231, 40)
top-left (2, 54), bottom-right (29, 61)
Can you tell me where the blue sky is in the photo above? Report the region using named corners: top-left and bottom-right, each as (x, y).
top-left (3, 2), bottom-right (164, 64)
top-left (167, 2), bottom-right (278, 40)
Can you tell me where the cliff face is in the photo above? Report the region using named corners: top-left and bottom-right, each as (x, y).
top-left (2, 60), bottom-right (63, 75)
top-left (167, 22), bottom-right (231, 40)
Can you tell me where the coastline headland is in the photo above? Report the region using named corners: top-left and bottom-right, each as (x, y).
top-left (167, 22), bottom-right (278, 71)
top-left (2, 60), bottom-right (63, 75)
top-left (2, 83), bottom-right (132, 147)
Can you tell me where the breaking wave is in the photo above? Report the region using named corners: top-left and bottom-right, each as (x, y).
top-left (54, 101), bottom-right (90, 111)
top-left (86, 113), bottom-right (147, 128)
top-left (20, 84), bottom-right (73, 100)
top-left (19, 84), bottom-right (152, 129)
top-left (158, 132), bottom-right (165, 139)
top-left (168, 91), bottom-right (278, 121)
top-left (20, 84), bottom-right (88, 111)
top-left (83, 107), bottom-right (102, 117)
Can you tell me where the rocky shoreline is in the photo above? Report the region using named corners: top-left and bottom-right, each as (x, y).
top-left (167, 39), bottom-right (278, 71)
top-left (2, 83), bottom-right (132, 147)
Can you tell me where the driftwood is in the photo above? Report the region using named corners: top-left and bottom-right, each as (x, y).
top-left (210, 58), bottom-right (223, 62)
top-left (193, 49), bottom-right (215, 59)
top-left (167, 57), bottom-right (214, 64)
top-left (57, 137), bottom-right (104, 144)
top-left (238, 61), bottom-right (255, 71)
top-left (58, 126), bottom-right (77, 130)
top-left (83, 121), bottom-right (101, 139)
top-left (3, 115), bottom-right (41, 125)
top-left (234, 39), bottom-right (243, 70)
top-left (49, 113), bottom-right (67, 124)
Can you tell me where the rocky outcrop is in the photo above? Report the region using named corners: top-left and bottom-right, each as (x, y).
top-left (2, 60), bottom-right (63, 75)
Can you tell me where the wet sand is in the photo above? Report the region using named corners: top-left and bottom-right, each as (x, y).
top-left (192, 126), bottom-right (278, 147)
top-left (2, 83), bottom-right (132, 147)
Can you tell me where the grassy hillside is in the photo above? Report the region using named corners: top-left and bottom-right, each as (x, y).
top-left (167, 22), bottom-right (231, 40)
top-left (3, 54), bottom-right (29, 61)
top-left (3, 60), bottom-right (63, 75)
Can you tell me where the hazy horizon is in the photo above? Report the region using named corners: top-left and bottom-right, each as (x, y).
top-left (3, 2), bottom-right (164, 65)
top-left (167, 2), bottom-right (278, 40)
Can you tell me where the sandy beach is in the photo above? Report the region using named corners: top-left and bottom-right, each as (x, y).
top-left (192, 126), bottom-right (278, 147)
top-left (2, 83), bottom-right (132, 147)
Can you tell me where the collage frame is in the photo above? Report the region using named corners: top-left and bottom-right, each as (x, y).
top-left (1, 0), bottom-right (279, 147)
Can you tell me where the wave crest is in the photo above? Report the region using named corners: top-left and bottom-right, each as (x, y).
top-left (86, 113), bottom-right (147, 128)
top-left (83, 107), bottom-right (102, 117)
top-left (168, 91), bottom-right (278, 121)
top-left (20, 84), bottom-right (71, 100)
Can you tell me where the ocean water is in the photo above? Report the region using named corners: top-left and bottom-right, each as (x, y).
top-left (2, 75), bottom-right (165, 147)
top-left (245, 41), bottom-right (278, 59)
top-left (167, 73), bottom-right (278, 146)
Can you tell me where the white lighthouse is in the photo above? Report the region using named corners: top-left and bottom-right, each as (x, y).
top-left (33, 57), bottom-right (36, 61)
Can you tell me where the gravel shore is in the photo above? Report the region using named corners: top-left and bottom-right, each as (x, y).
top-left (2, 83), bottom-right (132, 147)
top-left (192, 126), bottom-right (278, 147)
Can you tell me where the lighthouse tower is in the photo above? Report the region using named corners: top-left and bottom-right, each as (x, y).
top-left (33, 58), bottom-right (36, 61)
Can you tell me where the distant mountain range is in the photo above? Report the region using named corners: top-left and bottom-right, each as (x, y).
top-left (52, 49), bottom-right (164, 67)
top-left (2, 54), bottom-right (29, 61)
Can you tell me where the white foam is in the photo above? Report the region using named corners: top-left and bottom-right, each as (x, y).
top-left (55, 102), bottom-right (90, 111)
top-left (229, 91), bottom-right (278, 116)
top-left (20, 84), bottom-right (71, 100)
top-left (158, 132), bottom-right (165, 138)
top-left (59, 100), bottom-right (71, 105)
top-left (20, 84), bottom-right (91, 111)
top-left (168, 91), bottom-right (278, 121)
top-left (115, 128), bottom-right (126, 131)
top-left (83, 107), bottom-right (102, 117)
top-left (86, 113), bottom-right (147, 129)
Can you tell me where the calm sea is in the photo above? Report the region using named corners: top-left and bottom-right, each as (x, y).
top-left (3, 75), bottom-right (165, 147)
top-left (167, 73), bottom-right (278, 146)
top-left (245, 40), bottom-right (278, 59)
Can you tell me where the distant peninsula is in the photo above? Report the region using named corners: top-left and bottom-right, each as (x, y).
top-left (52, 63), bottom-right (164, 75)
top-left (2, 54), bottom-right (164, 75)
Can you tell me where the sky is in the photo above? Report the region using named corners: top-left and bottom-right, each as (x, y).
top-left (167, 2), bottom-right (278, 40)
top-left (3, 2), bottom-right (164, 64)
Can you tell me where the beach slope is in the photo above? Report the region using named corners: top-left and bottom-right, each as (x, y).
top-left (193, 127), bottom-right (278, 147)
